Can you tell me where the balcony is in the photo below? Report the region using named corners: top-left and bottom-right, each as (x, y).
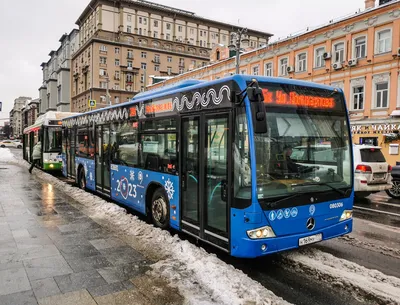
top-left (152, 59), bottom-right (160, 64)
top-left (95, 34), bottom-right (211, 59)
top-left (120, 65), bottom-right (139, 73)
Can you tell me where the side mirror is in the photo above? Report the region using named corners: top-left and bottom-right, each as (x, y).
top-left (251, 102), bottom-right (267, 134)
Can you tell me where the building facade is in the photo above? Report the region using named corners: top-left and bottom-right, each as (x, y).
top-left (21, 98), bottom-right (40, 131)
top-left (39, 29), bottom-right (79, 114)
top-left (10, 97), bottom-right (31, 138)
top-left (71, 0), bottom-right (272, 112)
top-left (149, 0), bottom-right (400, 165)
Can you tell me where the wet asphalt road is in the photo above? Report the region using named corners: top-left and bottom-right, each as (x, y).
top-left (8, 148), bottom-right (399, 305)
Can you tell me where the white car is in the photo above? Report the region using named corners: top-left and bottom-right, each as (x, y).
top-left (0, 140), bottom-right (17, 148)
top-left (12, 140), bottom-right (22, 148)
top-left (353, 144), bottom-right (392, 198)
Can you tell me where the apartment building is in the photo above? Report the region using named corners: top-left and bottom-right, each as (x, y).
top-left (9, 97), bottom-right (31, 138)
top-left (39, 29), bottom-right (80, 114)
top-left (149, 0), bottom-right (400, 164)
top-left (21, 98), bottom-right (40, 130)
top-left (71, 0), bottom-right (272, 112)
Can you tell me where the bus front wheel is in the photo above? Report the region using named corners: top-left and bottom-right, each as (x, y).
top-left (78, 167), bottom-right (86, 190)
top-left (151, 188), bottom-right (169, 229)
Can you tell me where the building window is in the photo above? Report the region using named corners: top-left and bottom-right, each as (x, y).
top-left (279, 58), bottom-right (288, 76)
top-left (179, 67), bottom-right (184, 74)
top-left (264, 62), bottom-right (272, 76)
top-left (141, 63), bottom-right (147, 70)
top-left (190, 28), bottom-right (194, 35)
top-left (376, 29), bottom-right (392, 54)
top-left (166, 23), bottom-right (171, 30)
top-left (126, 74), bottom-right (133, 82)
top-left (140, 74), bottom-right (145, 82)
top-left (127, 60), bottom-right (133, 67)
top-left (139, 28), bottom-right (142, 35)
top-left (114, 83), bottom-right (120, 90)
top-left (166, 34), bottom-right (171, 40)
top-left (155, 65), bottom-right (160, 72)
top-left (375, 82), bottom-right (389, 108)
top-left (143, 18), bottom-right (147, 25)
top-left (333, 42), bottom-right (345, 63)
top-left (153, 31), bottom-right (158, 38)
top-left (178, 25), bottom-right (182, 32)
top-left (352, 86), bottom-right (364, 110)
top-left (354, 36), bottom-right (366, 59)
top-left (167, 67), bottom-right (172, 75)
top-left (154, 20), bottom-right (158, 27)
top-left (127, 25), bottom-right (132, 33)
top-left (100, 81), bottom-right (107, 89)
top-left (141, 52), bottom-right (147, 58)
top-left (296, 53), bottom-right (307, 72)
top-left (115, 47), bottom-right (120, 54)
top-left (167, 56), bottom-right (172, 63)
top-left (115, 59), bottom-right (120, 66)
top-left (99, 45), bottom-right (107, 52)
top-left (115, 71), bottom-right (120, 80)
top-left (127, 14), bottom-right (132, 22)
top-left (99, 68), bottom-right (107, 76)
top-left (154, 54), bottom-right (160, 63)
top-left (252, 65), bottom-right (259, 76)
top-left (100, 57), bottom-right (107, 64)
top-left (139, 17), bottom-right (142, 24)
top-left (314, 47), bottom-right (325, 68)
top-left (240, 69), bottom-right (247, 75)
top-left (127, 50), bottom-right (133, 59)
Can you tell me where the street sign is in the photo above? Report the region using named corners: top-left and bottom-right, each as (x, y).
top-left (89, 100), bottom-right (96, 108)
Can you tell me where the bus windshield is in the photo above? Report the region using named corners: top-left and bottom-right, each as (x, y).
top-left (45, 126), bottom-right (62, 152)
top-left (254, 83), bottom-right (352, 208)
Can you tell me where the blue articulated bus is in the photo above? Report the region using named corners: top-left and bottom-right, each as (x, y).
top-left (61, 75), bottom-right (354, 258)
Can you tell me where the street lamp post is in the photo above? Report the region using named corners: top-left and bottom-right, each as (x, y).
top-left (105, 74), bottom-right (111, 106)
top-left (228, 28), bottom-right (249, 74)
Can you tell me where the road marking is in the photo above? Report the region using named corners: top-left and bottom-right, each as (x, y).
top-left (368, 201), bottom-right (400, 208)
top-left (354, 205), bottom-right (400, 217)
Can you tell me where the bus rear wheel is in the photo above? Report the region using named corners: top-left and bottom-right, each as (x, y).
top-left (78, 168), bottom-right (86, 190)
top-left (151, 188), bottom-right (169, 229)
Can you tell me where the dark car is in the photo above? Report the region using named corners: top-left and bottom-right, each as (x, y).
top-left (386, 164), bottom-right (400, 199)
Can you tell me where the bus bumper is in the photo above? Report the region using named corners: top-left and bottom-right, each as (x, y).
top-left (230, 219), bottom-right (352, 258)
top-left (43, 162), bottom-right (62, 171)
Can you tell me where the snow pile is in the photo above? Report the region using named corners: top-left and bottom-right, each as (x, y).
top-left (0, 148), bottom-right (16, 163)
top-left (18, 159), bottom-right (289, 305)
top-left (284, 248), bottom-right (400, 305)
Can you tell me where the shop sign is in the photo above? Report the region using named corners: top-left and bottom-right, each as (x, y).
top-left (351, 124), bottom-right (400, 135)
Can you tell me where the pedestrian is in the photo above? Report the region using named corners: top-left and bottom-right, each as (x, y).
top-left (29, 141), bottom-right (42, 174)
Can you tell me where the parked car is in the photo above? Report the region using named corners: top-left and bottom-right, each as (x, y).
top-left (386, 164), bottom-right (400, 199)
top-left (0, 140), bottom-right (17, 148)
top-left (353, 144), bottom-right (392, 198)
top-left (12, 140), bottom-right (22, 148)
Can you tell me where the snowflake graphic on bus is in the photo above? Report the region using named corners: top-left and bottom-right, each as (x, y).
top-left (110, 164), bottom-right (179, 229)
top-left (164, 178), bottom-right (174, 200)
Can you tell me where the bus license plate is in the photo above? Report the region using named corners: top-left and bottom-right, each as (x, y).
top-left (299, 233), bottom-right (322, 246)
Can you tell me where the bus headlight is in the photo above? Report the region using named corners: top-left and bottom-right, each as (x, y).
top-left (340, 210), bottom-right (353, 221)
top-left (49, 164), bottom-right (54, 168)
top-left (247, 226), bottom-right (276, 239)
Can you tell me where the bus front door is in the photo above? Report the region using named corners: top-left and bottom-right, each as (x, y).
top-left (181, 113), bottom-right (231, 252)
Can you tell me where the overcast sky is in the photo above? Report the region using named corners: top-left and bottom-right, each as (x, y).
top-left (0, 0), bottom-right (366, 125)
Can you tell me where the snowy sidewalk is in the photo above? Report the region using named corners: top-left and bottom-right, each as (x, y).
top-left (0, 149), bottom-right (290, 305)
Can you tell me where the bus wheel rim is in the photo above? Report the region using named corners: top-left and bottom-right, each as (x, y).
top-left (152, 197), bottom-right (167, 224)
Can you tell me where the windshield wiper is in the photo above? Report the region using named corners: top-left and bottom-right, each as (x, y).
top-left (265, 192), bottom-right (309, 209)
top-left (291, 182), bottom-right (346, 196)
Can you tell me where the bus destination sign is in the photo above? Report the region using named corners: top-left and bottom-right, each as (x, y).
top-left (262, 89), bottom-right (336, 109)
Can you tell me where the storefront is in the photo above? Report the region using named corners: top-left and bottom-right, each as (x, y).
top-left (350, 120), bottom-right (400, 166)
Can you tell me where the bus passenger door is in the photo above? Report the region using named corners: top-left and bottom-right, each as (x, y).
top-left (95, 125), bottom-right (111, 195)
top-left (68, 128), bottom-right (76, 178)
top-left (181, 113), bottom-right (231, 252)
